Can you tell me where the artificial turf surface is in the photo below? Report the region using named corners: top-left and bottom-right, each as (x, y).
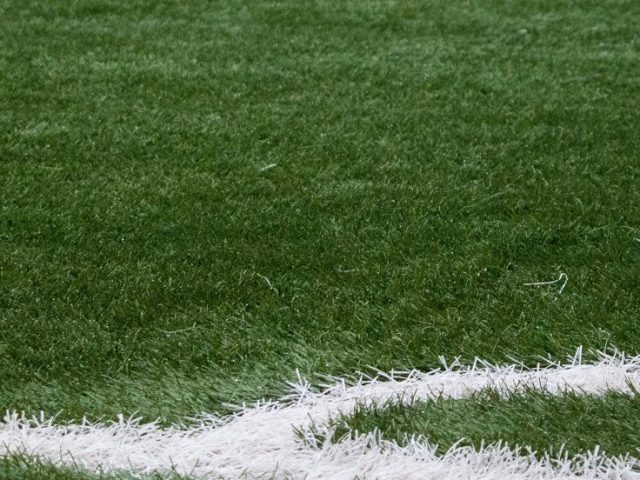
top-left (1, 0), bottom-right (640, 474)
top-left (0, 456), bottom-right (185, 480)
top-left (321, 389), bottom-right (640, 458)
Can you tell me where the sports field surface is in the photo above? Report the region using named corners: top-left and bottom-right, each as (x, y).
top-left (1, 0), bottom-right (639, 478)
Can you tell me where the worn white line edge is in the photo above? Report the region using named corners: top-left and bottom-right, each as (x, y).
top-left (2, 348), bottom-right (640, 479)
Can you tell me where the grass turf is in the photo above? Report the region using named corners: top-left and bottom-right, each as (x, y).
top-left (320, 389), bottom-right (640, 458)
top-left (1, 0), bottom-right (640, 472)
top-left (0, 456), bottom-right (191, 480)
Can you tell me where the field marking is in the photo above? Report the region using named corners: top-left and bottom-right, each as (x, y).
top-left (2, 349), bottom-right (640, 479)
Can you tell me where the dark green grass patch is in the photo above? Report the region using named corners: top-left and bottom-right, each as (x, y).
top-left (0, 455), bottom-right (180, 480)
top-left (322, 389), bottom-right (640, 458)
top-left (1, 0), bottom-right (639, 422)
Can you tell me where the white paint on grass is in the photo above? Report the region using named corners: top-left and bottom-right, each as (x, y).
top-left (2, 349), bottom-right (640, 479)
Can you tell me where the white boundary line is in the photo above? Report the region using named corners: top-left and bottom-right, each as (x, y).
top-left (2, 349), bottom-right (640, 479)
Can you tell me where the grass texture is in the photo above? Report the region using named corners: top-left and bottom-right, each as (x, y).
top-left (0, 458), bottom-right (197, 480)
top-left (4, 355), bottom-right (640, 479)
top-left (1, 0), bottom-right (639, 472)
top-left (328, 389), bottom-right (640, 458)
top-left (0, 456), bottom-right (173, 480)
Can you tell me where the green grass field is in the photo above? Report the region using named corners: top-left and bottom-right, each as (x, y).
top-left (1, 0), bottom-right (640, 477)
top-left (323, 389), bottom-right (640, 458)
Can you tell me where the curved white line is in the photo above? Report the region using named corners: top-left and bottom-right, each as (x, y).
top-left (2, 349), bottom-right (640, 479)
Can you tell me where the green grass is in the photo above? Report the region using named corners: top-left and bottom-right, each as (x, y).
top-left (1, 1), bottom-right (640, 474)
top-left (320, 389), bottom-right (640, 458)
top-left (0, 455), bottom-right (179, 480)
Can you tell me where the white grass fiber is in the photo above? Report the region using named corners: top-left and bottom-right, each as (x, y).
top-left (2, 349), bottom-right (640, 479)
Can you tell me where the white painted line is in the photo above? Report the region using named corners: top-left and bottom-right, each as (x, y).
top-left (2, 349), bottom-right (640, 479)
